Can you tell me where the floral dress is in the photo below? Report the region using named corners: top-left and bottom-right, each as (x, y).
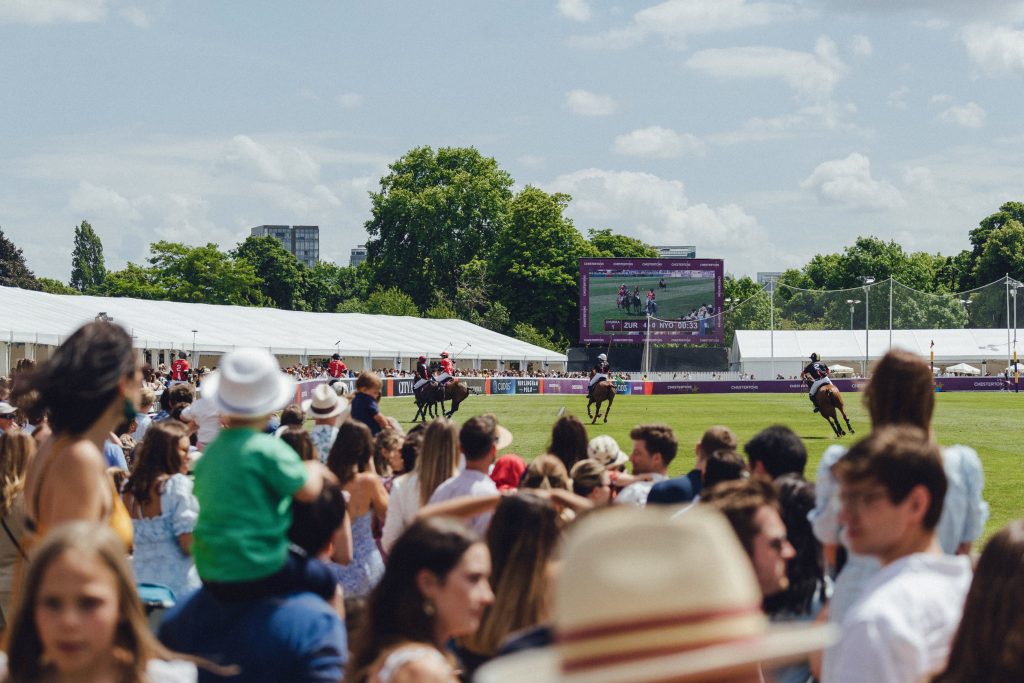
top-left (336, 510), bottom-right (385, 597)
top-left (130, 474), bottom-right (201, 602)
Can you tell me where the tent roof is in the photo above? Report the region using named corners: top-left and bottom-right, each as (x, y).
top-left (732, 329), bottom-right (1018, 362)
top-left (0, 286), bottom-right (566, 362)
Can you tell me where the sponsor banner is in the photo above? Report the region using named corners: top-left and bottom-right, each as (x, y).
top-left (516, 378), bottom-right (541, 394)
top-left (390, 378), bottom-right (417, 397)
top-left (490, 378), bottom-right (516, 395)
top-left (542, 379), bottom-right (590, 394)
top-left (297, 379), bottom-right (327, 403)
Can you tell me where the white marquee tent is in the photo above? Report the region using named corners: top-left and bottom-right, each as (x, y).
top-left (0, 286), bottom-right (567, 374)
top-left (731, 329), bottom-right (1019, 378)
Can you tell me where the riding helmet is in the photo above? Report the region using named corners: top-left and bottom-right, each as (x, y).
top-left (598, 353), bottom-right (608, 361)
top-left (332, 353), bottom-right (341, 360)
top-left (418, 355), bottom-right (426, 362)
top-left (441, 352), bottom-right (449, 358)
top-left (810, 353), bottom-right (819, 362)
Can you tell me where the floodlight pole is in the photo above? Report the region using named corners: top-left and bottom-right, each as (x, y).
top-left (1012, 283), bottom-right (1019, 392)
top-left (1007, 275), bottom-right (1012, 377)
top-left (767, 277), bottom-right (776, 379)
top-left (863, 276), bottom-right (875, 377)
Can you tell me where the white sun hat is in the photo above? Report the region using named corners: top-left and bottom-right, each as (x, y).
top-left (475, 506), bottom-right (836, 683)
top-left (587, 434), bottom-right (628, 469)
top-left (201, 348), bottom-right (297, 418)
top-left (302, 382), bottom-right (350, 420)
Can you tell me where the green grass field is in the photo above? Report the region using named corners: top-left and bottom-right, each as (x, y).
top-left (382, 392), bottom-right (1023, 542)
top-left (587, 276), bottom-right (715, 333)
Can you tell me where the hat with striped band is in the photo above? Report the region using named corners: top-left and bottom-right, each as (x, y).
top-left (476, 506), bottom-right (836, 683)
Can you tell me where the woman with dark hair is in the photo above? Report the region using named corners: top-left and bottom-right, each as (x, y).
top-left (18, 321), bottom-right (139, 553)
top-left (932, 519), bottom-right (1024, 682)
top-left (456, 493), bottom-right (561, 677)
top-left (346, 517), bottom-right (493, 683)
top-left (279, 427), bottom-right (318, 462)
top-left (547, 415), bottom-right (588, 474)
top-left (764, 474), bottom-right (827, 683)
top-left (327, 420), bottom-right (388, 597)
top-left (121, 420), bottom-right (199, 601)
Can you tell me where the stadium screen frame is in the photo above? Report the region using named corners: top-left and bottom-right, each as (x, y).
top-left (578, 258), bottom-right (725, 345)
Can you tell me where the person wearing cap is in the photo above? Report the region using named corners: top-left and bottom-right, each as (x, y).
top-left (414, 355), bottom-right (430, 389)
top-left (614, 424), bottom-right (676, 508)
top-left (802, 352), bottom-right (831, 413)
top-left (190, 347), bottom-right (337, 602)
top-left (302, 383), bottom-right (350, 464)
top-left (475, 506), bottom-right (835, 683)
top-left (0, 402), bottom-right (17, 435)
top-left (427, 415), bottom-right (512, 536)
top-left (435, 351), bottom-right (456, 386)
top-left (586, 353), bottom-right (610, 401)
top-left (328, 353), bottom-right (347, 379)
top-left (648, 425), bottom-right (737, 506)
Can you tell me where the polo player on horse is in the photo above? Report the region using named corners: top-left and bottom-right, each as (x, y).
top-left (801, 353), bottom-right (832, 413)
top-left (435, 351), bottom-right (457, 386)
top-left (587, 353), bottom-right (610, 401)
top-left (414, 355), bottom-right (431, 391)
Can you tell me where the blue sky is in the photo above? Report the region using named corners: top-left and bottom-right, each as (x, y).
top-left (3, 0), bottom-right (1024, 282)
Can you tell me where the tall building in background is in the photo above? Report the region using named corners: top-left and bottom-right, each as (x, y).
top-left (350, 245), bottom-right (367, 267)
top-left (654, 245), bottom-right (696, 259)
top-left (250, 225), bottom-right (319, 268)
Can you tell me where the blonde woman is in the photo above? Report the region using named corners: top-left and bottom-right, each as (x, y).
top-left (381, 418), bottom-right (459, 554)
top-left (0, 432), bottom-right (34, 628)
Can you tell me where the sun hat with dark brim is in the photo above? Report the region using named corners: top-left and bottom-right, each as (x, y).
top-left (587, 434), bottom-right (628, 469)
top-left (201, 348), bottom-right (297, 418)
top-left (302, 382), bottom-right (350, 420)
top-left (474, 506), bottom-right (837, 683)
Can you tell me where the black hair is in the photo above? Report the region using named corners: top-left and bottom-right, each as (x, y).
top-left (289, 485), bottom-right (348, 556)
top-left (14, 322), bottom-right (136, 435)
top-left (744, 425), bottom-right (808, 479)
top-left (763, 474), bottom-right (825, 617)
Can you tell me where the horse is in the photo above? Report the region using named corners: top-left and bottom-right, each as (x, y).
top-left (412, 380), bottom-right (443, 422)
top-left (658, 279), bottom-right (667, 290)
top-left (813, 383), bottom-right (855, 437)
top-left (586, 380), bottom-right (616, 424)
top-left (645, 299), bottom-right (658, 317)
top-left (617, 292), bottom-right (629, 311)
top-left (629, 293), bottom-right (643, 315)
top-left (441, 381), bottom-right (475, 418)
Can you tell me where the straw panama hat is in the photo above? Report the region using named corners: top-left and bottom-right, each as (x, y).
top-left (475, 506), bottom-right (836, 683)
top-left (302, 382), bottom-right (350, 420)
top-left (201, 348), bottom-right (297, 417)
top-left (588, 434), bottom-right (628, 469)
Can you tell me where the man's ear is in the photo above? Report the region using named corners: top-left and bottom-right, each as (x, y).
top-left (906, 485), bottom-right (931, 526)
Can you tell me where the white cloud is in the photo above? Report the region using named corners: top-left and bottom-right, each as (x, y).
top-left (929, 93), bottom-right (953, 105)
top-left (0, 0), bottom-right (109, 24)
top-left (960, 23), bottom-right (1024, 77)
top-left (938, 101), bottom-right (987, 128)
top-left (612, 126), bottom-right (704, 158)
top-left (69, 181), bottom-right (143, 222)
top-left (800, 153), bottom-right (905, 210)
top-left (887, 85), bottom-right (909, 110)
top-left (118, 6), bottom-right (148, 27)
top-left (565, 89), bottom-right (617, 116)
top-left (546, 168), bottom-right (769, 255)
top-left (222, 135), bottom-right (320, 184)
top-left (708, 100), bottom-right (862, 145)
top-left (914, 18), bottom-right (950, 31)
top-left (901, 166), bottom-right (937, 194)
top-left (335, 92), bottom-right (364, 109)
top-left (570, 0), bottom-right (802, 50)
top-left (556, 0), bottom-right (591, 22)
top-left (686, 37), bottom-right (848, 100)
top-left (850, 34), bottom-right (872, 57)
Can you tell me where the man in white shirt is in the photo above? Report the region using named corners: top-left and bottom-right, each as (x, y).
top-left (180, 392), bottom-right (222, 451)
top-left (614, 424), bottom-right (676, 507)
top-left (428, 415), bottom-right (510, 536)
top-left (828, 425), bottom-right (972, 683)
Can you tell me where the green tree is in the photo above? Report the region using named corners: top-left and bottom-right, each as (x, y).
top-left (0, 227), bottom-right (41, 291)
top-left (970, 201), bottom-right (1024, 260)
top-left (146, 242), bottom-right (264, 306)
top-left (99, 262), bottom-right (165, 300)
top-left (976, 220), bottom-right (1024, 285)
top-left (587, 229), bottom-right (659, 258)
top-left (511, 321), bottom-right (560, 351)
top-left (364, 146), bottom-right (514, 309)
top-left (70, 220), bottom-right (107, 292)
top-left (490, 187), bottom-right (597, 345)
top-left (38, 277), bottom-right (79, 295)
top-left (424, 298), bottom-right (458, 319)
top-left (364, 287), bottom-right (420, 316)
top-left (232, 236), bottom-right (304, 310)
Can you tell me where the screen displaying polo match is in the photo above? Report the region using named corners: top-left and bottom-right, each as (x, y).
top-left (579, 258), bottom-right (725, 344)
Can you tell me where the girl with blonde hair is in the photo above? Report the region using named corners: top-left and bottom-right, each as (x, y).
top-left (0, 432), bottom-right (34, 627)
top-left (1, 522), bottom-right (198, 682)
top-left (381, 418), bottom-right (459, 554)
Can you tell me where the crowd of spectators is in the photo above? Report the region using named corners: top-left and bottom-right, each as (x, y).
top-left (0, 324), bottom-right (1016, 682)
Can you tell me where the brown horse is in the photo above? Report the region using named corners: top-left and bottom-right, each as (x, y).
top-left (441, 381), bottom-right (475, 418)
top-left (587, 380), bottom-right (616, 424)
top-left (814, 383), bottom-right (855, 437)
